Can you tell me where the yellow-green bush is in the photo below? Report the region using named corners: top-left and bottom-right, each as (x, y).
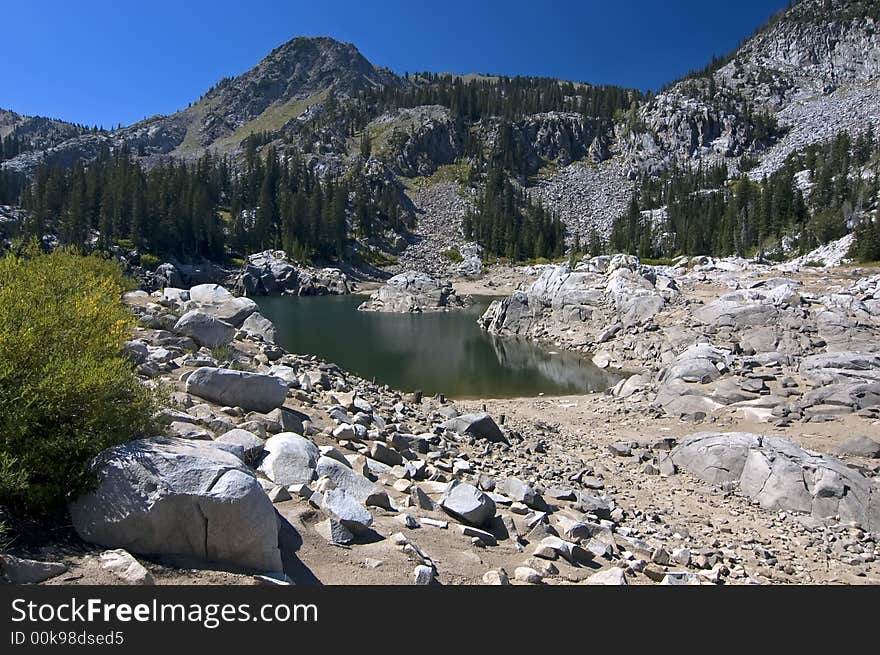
top-left (0, 245), bottom-right (159, 513)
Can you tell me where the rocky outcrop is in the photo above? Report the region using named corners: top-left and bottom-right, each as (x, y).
top-left (373, 106), bottom-right (463, 177)
top-left (451, 242), bottom-right (482, 279)
top-left (719, 0), bottom-right (880, 102)
top-left (671, 432), bottom-right (880, 531)
top-left (69, 437), bottom-right (283, 572)
top-left (621, 91), bottom-right (759, 179)
top-left (480, 255), bottom-right (678, 338)
top-left (654, 343), bottom-right (734, 417)
top-left (233, 250), bottom-right (350, 297)
top-left (358, 271), bottom-right (467, 312)
top-left (504, 112), bottom-right (606, 176)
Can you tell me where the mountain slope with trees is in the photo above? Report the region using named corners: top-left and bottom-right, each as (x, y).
top-left (2, 0), bottom-right (879, 266)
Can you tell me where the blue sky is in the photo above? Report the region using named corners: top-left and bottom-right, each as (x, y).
top-left (5, 0), bottom-right (789, 128)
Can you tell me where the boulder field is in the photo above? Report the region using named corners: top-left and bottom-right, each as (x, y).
top-left (13, 262), bottom-right (880, 585)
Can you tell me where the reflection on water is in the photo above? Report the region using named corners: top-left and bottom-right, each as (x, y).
top-left (257, 294), bottom-right (621, 399)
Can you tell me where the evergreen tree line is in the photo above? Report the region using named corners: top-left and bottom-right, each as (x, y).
top-left (21, 148), bottom-right (226, 259)
top-left (230, 143), bottom-right (408, 260)
top-left (1, 133), bottom-right (31, 162)
top-left (364, 73), bottom-right (641, 125)
top-left (16, 145), bottom-right (406, 262)
top-left (610, 128), bottom-right (880, 261)
top-left (0, 170), bottom-right (25, 207)
top-left (464, 159), bottom-right (565, 261)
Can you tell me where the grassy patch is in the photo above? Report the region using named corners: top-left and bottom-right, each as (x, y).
top-left (523, 255), bottom-right (569, 266)
top-left (410, 162), bottom-right (474, 189)
top-left (218, 90), bottom-right (328, 152)
top-left (211, 345), bottom-right (233, 362)
top-left (175, 96), bottom-right (219, 154)
top-left (177, 90), bottom-right (327, 155)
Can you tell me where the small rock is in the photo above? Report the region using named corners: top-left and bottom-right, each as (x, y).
top-left (482, 569), bottom-right (510, 585)
top-left (585, 567), bottom-right (628, 585)
top-left (514, 566), bottom-right (544, 584)
top-left (99, 549), bottom-right (154, 585)
top-left (315, 518), bottom-right (354, 545)
top-left (414, 565), bottom-right (435, 585)
top-left (267, 486), bottom-right (292, 503)
top-left (661, 571), bottom-right (702, 585)
top-left (0, 554), bottom-right (68, 584)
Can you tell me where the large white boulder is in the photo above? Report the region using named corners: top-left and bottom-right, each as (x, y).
top-left (173, 310), bottom-right (235, 348)
top-left (186, 367), bottom-right (288, 413)
top-left (258, 433), bottom-right (320, 486)
top-left (185, 284), bottom-right (257, 327)
top-left (671, 432), bottom-right (880, 530)
top-left (69, 437), bottom-right (282, 572)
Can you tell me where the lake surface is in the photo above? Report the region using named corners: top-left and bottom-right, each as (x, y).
top-left (257, 295), bottom-right (622, 399)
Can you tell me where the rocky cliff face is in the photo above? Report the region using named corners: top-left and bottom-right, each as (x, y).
top-left (372, 106), bottom-right (463, 177)
top-left (622, 0), bottom-right (880, 180)
top-left (538, 0), bottom-right (880, 235)
top-left (509, 112), bottom-right (606, 175)
top-left (619, 93), bottom-right (743, 178)
top-left (718, 0), bottom-right (880, 104)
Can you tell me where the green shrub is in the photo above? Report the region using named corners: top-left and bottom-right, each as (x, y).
top-left (211, 344), bottom-right (233, 362)
top-left (359, 249), bottom-right (398, 267)
top-left (639, 257), bottom-right (679, 267)
top-left (808, 208), bottom-right (847, 246)
top-left (442, 249), bottom-right (463, 263)
top-left (0, 245), bottom-right (159, 514)
top-left (139, 253), bottom-right (161, 270)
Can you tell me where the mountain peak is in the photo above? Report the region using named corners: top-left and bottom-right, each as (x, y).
top-left (162, 34), bottom-right (398, 153)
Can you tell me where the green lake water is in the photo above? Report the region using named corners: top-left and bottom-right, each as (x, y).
top-left (257, 294), bottom-right (622, 399)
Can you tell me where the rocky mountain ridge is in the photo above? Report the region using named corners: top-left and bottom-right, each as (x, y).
top-left (1, 37), bottom-right (405, 173)
top-left (3, 0), bottom-right (879, 258)
top-left (0, 108), bottom-right (91, 153)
